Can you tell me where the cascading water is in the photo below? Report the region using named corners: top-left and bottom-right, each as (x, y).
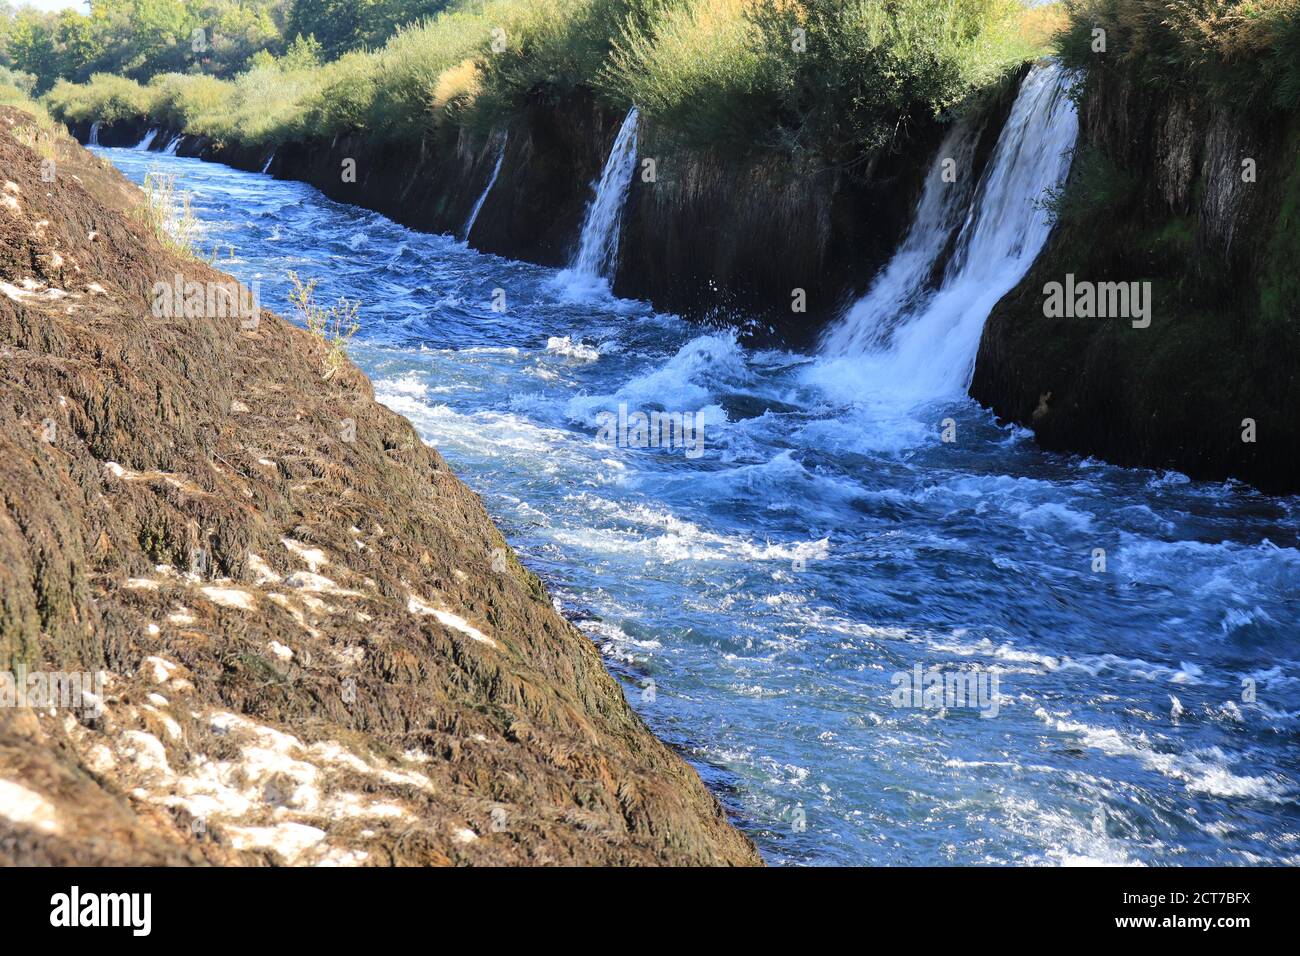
top-left (820, 118), bottom-right (981, 355)
top-left (556, 107), bottom-right (639, 295)
top-left (88, 122), bottom-right (102, 146)
top-left (261, 150), bottom-right (276, 174)
top-left (134, 128), bottom-right (159, 150)
top-left (461, 133), bottom-right (507, 241)
top-left (162, 134), bottom-right (182, 155)
top-left (820, 62), bottom-right (1079, 401)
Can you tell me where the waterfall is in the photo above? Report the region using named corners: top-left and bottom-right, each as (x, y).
top-left (819, 62), bottom-right (1079, 402)
top-left (134, 128), bottom-right (159, 150)
top-left (162, 135), bottom-right (182, 156)
top-left (820, 118), bottom-right (981, 356)
top-left (261, 150), bottom-right (276, 174)
top-left (462, 133), bottom-right (507, 241)
top-left (559, 107), bottom-right (639, 293)
top-left (88, 122), bottom-right (101, 146)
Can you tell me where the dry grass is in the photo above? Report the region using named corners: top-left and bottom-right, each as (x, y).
top-left (287, 271), bottom-right (362, 380)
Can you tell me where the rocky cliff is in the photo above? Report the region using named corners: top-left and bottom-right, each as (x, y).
top-left (971, 66), bottom-right (1300, 492)
top-left (0, 106), bottom-right (761, 866)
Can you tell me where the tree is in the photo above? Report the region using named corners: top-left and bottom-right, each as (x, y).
top-left (7, 11), bottom-right (59, 92)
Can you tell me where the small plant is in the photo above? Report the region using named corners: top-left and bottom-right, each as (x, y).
top-left (287, 271), bottom-right (361, 380)
top-left (139, 171), bottom-right (204, 259)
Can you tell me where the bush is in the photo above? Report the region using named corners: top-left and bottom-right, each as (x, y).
top-left (601, 0), bottom-right (772, 149)
top-left (40, 0), bottom-right (1066, 159)
top-left (0, 66), bottom-right (39, 97)
top-left (45, 73), bottom-right (151, 124)
top-left (147, 73), bottom-right (234, 131)
top-left (603, 0), bottom-right (1035, 159)
top-left (1058, 0), bottom-right (1300, 112)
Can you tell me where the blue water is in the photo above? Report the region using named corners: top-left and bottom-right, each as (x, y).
top-left (98, 146), bottom-right (1299, 866)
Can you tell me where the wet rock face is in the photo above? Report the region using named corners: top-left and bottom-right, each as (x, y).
top-left (611, 129), bottom-right (927, 348)
top-left (971, 68), bottom-right (1300, 493)
top-left (0, 107), bottom-right (761, 866)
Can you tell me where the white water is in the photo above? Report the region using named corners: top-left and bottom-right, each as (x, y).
top-left (162, 134), bottom-right (182, 156)
top-left (462, 133), bottom-right (507, 241)
top-left (88, 122), bottom-right (101, 147)
top-left (819, 62), bottom-right (1079, 402)
top-left (557, 107), bottom-right (640, 295)
top-left (133, 128), bottom-right (158, 151)
top-left (261, 150), bottom-right (275, 174)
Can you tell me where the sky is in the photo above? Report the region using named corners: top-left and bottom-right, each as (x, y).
top-left (9, 0), bottom-right (90, 12)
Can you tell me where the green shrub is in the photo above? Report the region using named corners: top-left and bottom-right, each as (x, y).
top-left (600, 0), bottom-right (771, 149)
top-left (147, 73), bottom-right (235, 131)
top-left (39, 0), bottom-right (1068, 159)
top-left (45, 73), bottom-right (152, 124)
top-left (603, 0), bottom-right (1035, 158)
top-left (1058, 0), bottom-right (1300, 112)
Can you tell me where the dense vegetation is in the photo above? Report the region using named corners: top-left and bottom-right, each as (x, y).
top-left (23, 0), bottom-right (1054, 162)
top-left (9, 1), bottom-right (1296, 163)
top-left (1058, 0), bottom-right (1300, 113)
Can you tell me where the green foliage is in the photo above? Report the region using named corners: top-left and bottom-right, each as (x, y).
top-left (39, 0), bottom-right (1058, 161)
top-left (601, 0), bottom-right (771, 149)
top-left (0, 64), bottom-right (36, 95)
top-left (147, 71), bottom-right (235, 129)
top-left (360, 9), bottom-right (494, 140)
top-left (0, 0), bottom-right (291, 90)
top-left (602, 0), bottom-right (1036, 159)
top-left (1258, 127), bottom-right (1300, 324)
top-left (1058, 0), bottom-right (1300, 113)
top-left (46, 72), bottom-right (152, 124)
top-left (1036, 145), bottom-right (1138, 228)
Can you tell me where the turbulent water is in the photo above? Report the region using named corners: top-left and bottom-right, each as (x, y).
top-left (95, 89), bottom-right (1299, 865)
top-left (821, 63), bottom-right (1081, 402)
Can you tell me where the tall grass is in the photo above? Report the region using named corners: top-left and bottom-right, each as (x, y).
top-left (1057, 0), bottom-right (1300, 111)
top-left (139, 171), bottom-right (205, 259)
top-left (288, 271), bottom-right (361, 380)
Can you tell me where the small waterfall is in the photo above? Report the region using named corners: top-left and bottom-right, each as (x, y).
top-left (820, 62), bottom-right (1079, 402)
top-left (261, 150), bottom-right (276, 174)
top-left (162, 134), bottom-right (182, 156)
top-left (88, 122), bottom-right (101, 146)
top-left (561, 107), bottom-right (640, 291)
top-left (820, 118), bottom-right (981, 355)
top-left (134, 128), bottom-right (159, 150)
top-left (461, 133), bottom-right (507, 241)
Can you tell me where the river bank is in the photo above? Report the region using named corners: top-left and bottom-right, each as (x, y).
top-left (0, 106), bottom-right (761, 865)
